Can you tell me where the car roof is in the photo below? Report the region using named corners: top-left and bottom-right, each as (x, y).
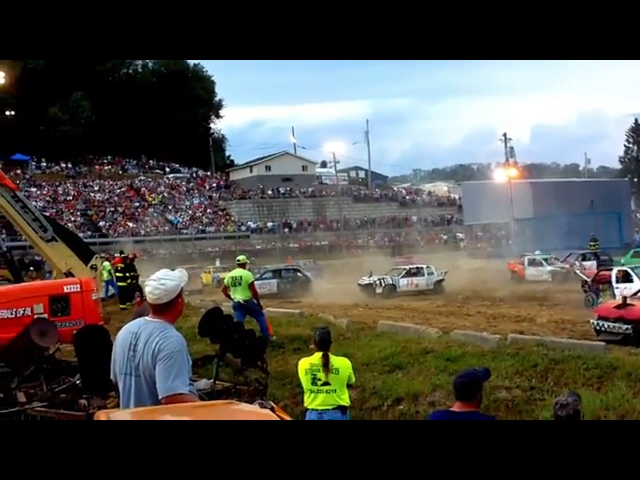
top-left (259, 265), bottom-right (304, 272)
top-left (570, 250), bottom-right (609, 255)
top-left (393, 264), bottom-right (430, 269)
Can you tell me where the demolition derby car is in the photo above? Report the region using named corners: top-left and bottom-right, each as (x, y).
top-left (289, 259), bottom-right (323, 279)
top-left (507, 252), bottom-right (572, 282)
top-left (252, 265), bottom-right (313, 298)
top-left (358, 264), bottom-right (447, 298)
top-left (201, 265), bottom-right (233, 288)
top-left (589, 286), bottom-right (640, 345)
top-left (577, 266), bottom-right (640, 308)
top-left (561, 250), bottom-right (614, 272)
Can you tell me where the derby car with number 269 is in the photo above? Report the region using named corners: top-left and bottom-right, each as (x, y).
top-left (252, 265), bottom-right (314, 298)
top-left (358, 264), bottom-right (447, 298)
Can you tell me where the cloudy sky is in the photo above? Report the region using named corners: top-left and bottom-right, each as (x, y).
top-left (196, 60), bottom-right (640, 177)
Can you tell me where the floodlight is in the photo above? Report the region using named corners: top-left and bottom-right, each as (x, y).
top-left (322, 141), bottom-right (347, 155)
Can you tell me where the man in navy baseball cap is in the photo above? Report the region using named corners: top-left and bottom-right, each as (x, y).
top-left (427, 367), bottom-right (496, 420)
top-left (553, 391), bottom-right (582, 420)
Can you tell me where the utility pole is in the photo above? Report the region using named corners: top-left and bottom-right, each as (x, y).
top-left (365, 119), bottom-right (372, 189)
top-left (331, 151), bottom-right (344, 236)
top-left (209, 133), bottom-right (216, 175)
top-left (501, 132), bottom-right (511, 164)
top-left (500, 132), bottom-right (516, 245)
top-left (291, 126), bottom-right (297, 154)
top-left (583, 152), bottom-right (590, 178)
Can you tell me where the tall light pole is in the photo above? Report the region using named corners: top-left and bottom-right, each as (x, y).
top-left (323, 141), bottom-right (346, 236)
top-left (208, 132), bottom-right (216, 175)
top-left (290, 126), bottom-right (297, 154)
top-left (498, 133), bottom-right (519, 245)
top-left (365, 119), bottom-right (372, 189)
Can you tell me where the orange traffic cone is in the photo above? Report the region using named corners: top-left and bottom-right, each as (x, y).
top-left (266, 316), bottom-right (274, 336)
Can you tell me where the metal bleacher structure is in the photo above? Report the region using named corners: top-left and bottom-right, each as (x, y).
top-left (221, 197), bottom-right (458, 223)
top-left (0, 195), bottom-right (461, 250)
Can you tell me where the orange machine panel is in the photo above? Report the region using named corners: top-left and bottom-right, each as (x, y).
top-left (94, 400), bottom-right (291, 420)
top-left (0, 277), bottom-right (103, 345)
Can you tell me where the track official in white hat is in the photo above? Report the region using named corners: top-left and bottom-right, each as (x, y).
top-left (110, 268), bottom-right (200, 409)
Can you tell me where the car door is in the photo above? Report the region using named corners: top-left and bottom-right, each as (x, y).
top-left (611, 267), bottom-right (640, 298)
top-left (524, 257), bottom-right (545, 281)
top-left (254, 270), bottom-right (278, 295)
top-left (423, 266), bottom-right (436, 289)
top-left (397, 269), bottom-right (415, 292)
top-left (278, 268), bottom-right (299, 295)
top-left (581, 252), bottom-right (597, 271)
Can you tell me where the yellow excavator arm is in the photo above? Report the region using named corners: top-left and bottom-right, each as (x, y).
top-left (0, 170), bottom-right (102, 291)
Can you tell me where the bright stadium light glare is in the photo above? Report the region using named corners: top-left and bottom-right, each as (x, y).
top-left (493, 167), bottom-right (507, 182)
top-left (507, 166), bottom-right (519, 178)
top-left (323, 141), bottom-right (347, 155)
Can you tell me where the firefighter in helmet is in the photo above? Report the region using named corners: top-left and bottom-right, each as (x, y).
top-left (127, 253), bottom-right (144, 301)
top-left (114, 252), bottom-right (130, 311)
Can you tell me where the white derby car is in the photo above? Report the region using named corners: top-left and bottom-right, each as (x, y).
top-left (357, 264), bottom-right (447, 298)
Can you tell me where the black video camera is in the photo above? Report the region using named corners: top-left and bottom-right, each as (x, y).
top-left (197, 306), bottom-right (268, 370)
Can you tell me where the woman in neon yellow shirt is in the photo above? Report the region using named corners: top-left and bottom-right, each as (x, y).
top-left (297, 327), bottom-right (355, 420)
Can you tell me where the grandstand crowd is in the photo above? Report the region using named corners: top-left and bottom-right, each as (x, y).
top-left (1, 158), bottom-right (463, 241)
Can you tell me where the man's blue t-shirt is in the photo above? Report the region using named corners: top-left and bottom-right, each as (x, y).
top-left (427, 409), bottom-right (496, 420)
top-left (111, 317), bottom-right (195, 409)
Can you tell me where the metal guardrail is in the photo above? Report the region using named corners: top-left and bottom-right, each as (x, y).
top-left (4, 232), bottom-right (253, 248)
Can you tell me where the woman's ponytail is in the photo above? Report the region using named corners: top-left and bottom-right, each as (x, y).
top-left (322, 351), bottom-right (331, 379)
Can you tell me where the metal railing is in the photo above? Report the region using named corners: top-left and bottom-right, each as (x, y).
top-left (4, 231), bottom-right (252, 248)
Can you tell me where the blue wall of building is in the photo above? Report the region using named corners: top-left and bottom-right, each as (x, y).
top-left (462, 179), bottom-right (633, 250)
top-left (513, 212), bottom-right (623, 252)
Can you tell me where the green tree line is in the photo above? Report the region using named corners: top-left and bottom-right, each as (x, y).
top-left (388, 162), bottom-right (621, 185)
top-left (0, 60), bottom-right (234, 172)
top-left (390, 117), bottom-right (640, 186)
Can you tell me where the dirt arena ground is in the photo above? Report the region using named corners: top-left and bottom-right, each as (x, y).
top-left (163, 251), bottom-right (597, 341)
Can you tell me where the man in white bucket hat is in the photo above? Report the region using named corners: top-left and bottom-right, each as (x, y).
top-left (110, 268), bottom-right (200, 409)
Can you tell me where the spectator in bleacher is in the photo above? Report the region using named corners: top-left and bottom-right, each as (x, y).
top-left (553, 391), bottom-right (582, 420)
top-left (427, 367), bottom-right (496, 420)
top-left (2, 156), bottom-right (463, 240)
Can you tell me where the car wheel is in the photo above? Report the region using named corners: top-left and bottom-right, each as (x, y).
top-left (432, 281), bottom-right (445, 294)
top-left (584, 292), bottom-right (599, 308)
top-left (360, 286), bottom-right (375, 298)
top-left (382, 285), bottom-right (396, 298)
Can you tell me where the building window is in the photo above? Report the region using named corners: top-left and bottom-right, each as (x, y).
top-left (265, 165), bottom-right (271, 172)
top-left (249, 166), bottom-right (253, 174)
top-left (281, 177), bottom-right (293, 182)
top-left (349, 171), bottom-right (355, 177)
top-left (302, 165), bottom-right (308, 172)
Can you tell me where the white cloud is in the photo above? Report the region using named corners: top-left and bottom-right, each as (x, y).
top-left (218, 61), bottom-right (640, 171)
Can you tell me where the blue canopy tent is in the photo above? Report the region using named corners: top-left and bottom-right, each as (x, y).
top-left (9, 153), bottom-right (31, 162)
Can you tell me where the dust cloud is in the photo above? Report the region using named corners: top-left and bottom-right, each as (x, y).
top-left (137, 248), bottom-right (595, 341)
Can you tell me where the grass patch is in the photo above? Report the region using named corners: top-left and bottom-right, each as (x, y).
top-left (174, 305), bottom-right (640, 420)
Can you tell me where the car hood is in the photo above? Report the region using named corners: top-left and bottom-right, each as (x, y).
top-left (358, 275), bottom-right (390, 285)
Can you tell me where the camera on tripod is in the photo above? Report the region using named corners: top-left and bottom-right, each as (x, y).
top-left (194, 306), bottom-right (270, 401)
